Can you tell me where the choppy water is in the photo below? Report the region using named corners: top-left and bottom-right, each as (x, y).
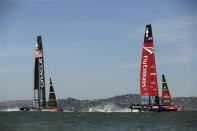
top-left (0, 111), bottom-right (197, 131)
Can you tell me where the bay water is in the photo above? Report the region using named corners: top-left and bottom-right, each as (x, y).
top-left (0, 111), bottom-right (197, 131)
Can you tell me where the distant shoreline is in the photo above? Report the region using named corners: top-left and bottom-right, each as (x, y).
top-left (0, 94), bottom-right (197, 111)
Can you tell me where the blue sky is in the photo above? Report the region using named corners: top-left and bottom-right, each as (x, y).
top-left (0, 0), bottom-right (196, 101)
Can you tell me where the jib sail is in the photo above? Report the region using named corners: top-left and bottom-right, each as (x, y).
top-left (162, 74), bottom-right (173, 105)
top-left (47, 78), bottom-right (58, 108)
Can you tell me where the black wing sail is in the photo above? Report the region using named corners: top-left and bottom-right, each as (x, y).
top-left (34, 36), bottom-right (46, 109)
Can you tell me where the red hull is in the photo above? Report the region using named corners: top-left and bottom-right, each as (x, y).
top-left (165, 105), bottom-right (177, 111)
top-left (42, 108), bottom-right (63, 112)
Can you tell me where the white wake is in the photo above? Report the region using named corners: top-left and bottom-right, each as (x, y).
top-left (87, 103), bottom-right (130, 112)
top-left (0, 107), bottom-right (20, 112)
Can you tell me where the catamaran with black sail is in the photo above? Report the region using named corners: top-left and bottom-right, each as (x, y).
top-left (130, 25), bottom-right (183, 112)
top-left (20, 36), bottom-right (46, 111)
top-left (19, 36), bottom-right (63, 112)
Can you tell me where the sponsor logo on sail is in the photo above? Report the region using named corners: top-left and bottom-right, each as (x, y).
top-left (142, 55), bottom-right (148, 88)
top-left (143, 47), bottom-right (154, 54)
top-left (39, 58), bottom-right (44, 88)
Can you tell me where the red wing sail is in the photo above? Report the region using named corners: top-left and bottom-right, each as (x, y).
top-left (149, 53), bottom-right (158, 97)
top-left (140, 45), bottom-right (151, 96)
top-left (162, 74), bottom-right (173, 105)
top-left (140, 25), bottom-right (159, 104)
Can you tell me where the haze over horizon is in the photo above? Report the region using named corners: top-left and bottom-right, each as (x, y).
top-left (0, 0), bottom-right (196, 101)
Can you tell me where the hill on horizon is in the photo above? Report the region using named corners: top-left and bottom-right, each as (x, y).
top-left (0, 94), bottom-right (197, 111)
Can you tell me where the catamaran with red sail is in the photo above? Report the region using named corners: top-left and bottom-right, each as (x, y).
top-left (130, 24), bottom-right (183, 112)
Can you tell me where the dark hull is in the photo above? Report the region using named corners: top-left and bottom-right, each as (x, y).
top-left (19, 107), bottom-right (64, 112)
top-left (129, 104), bottom-right (180, 112)
top-left (19, 107), bottom-right (41, 111)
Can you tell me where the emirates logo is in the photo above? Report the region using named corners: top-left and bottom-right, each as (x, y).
top-left (143, 47), bottom-right (154, 54)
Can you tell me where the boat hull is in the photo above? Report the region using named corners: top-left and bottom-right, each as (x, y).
top-left (165, 105), bottom-right (177, 111)
top-left (19, 107), bottom-right (65, 112)
top-left (42, 108), bottom-right (63, 112)
top-left (130, 104), bottom-right (181, 112)
top-left (19, 107), bottom-right (41, 111)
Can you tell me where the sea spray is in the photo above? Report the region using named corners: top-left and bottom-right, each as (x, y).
top-left (87, 103), bottom-right (130, 112)
top-left (0, 107), bottom-right (20, 112)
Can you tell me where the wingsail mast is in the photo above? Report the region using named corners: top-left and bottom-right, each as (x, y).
top-left (34, 36), bottom-right (46, 109)
top-left (140, 24), bottom-right (159, 105)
